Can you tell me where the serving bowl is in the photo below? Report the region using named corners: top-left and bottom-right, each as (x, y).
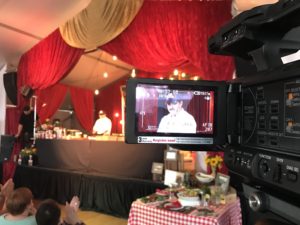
top-left (195, 172), bottom-right (215, 184)
top-left (177, 189), bottom-right (200, 206)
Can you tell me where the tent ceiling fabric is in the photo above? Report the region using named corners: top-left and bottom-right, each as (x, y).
top-left (0, 0), bottom-right (135, 90)
top-left (0, 0), bottom-right (91, 70)
top-left (59, 0), bottom-right (144, 49)
top-left (0, 0), bottom-right (279, 90)
top-left (60, 50), bottom-right (133, 90)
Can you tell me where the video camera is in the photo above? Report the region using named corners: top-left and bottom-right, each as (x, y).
top-left (125, 1), bottom-right (300, 224)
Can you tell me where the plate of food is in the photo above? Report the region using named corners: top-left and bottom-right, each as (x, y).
top-left (162, 201), bottom-right (184, 211)
top-left (139, 193), bottom-right (167, 204)
top-left (155, 189), bottom-right (169, 196)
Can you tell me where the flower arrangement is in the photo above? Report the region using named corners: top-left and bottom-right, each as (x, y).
top-left (205, 154), bottom-right (223, 176)
top-left (20, 146), bottom-right (37, 158)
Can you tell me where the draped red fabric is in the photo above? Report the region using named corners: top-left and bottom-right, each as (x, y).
top-left (101, 1), bottom-right (234, 81)
top-left (5, 107), bottom-right (20, 135)
top-left (70, 87), bottom-right (94, 133)
top-left (35, 84), bottom-right (68, 123)
top-left (18, 29), bottom-right (84, 91)
top-left (4, 108), bottom-right (22, 183)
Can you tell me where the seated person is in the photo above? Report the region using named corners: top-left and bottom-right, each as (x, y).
top-left (0, 187), bottom-right (37, 225)
top-left (36, 196), bottom-right (85, 225)
top-left (92, 110), bottom-right (112, 135)
top-left (157, 92), bottom-right (196, 133)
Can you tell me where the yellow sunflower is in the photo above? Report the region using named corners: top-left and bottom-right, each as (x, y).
top-left (210, 158), bottom-right (218, 167)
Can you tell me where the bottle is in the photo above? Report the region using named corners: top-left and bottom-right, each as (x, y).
top-left (28, 155), bottom-right (33, 166)
top-left (183, 172), bottom-right (191, 188)
top-left (17, 154), bottom-right (22, 165)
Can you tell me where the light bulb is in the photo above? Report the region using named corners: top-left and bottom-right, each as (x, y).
top-left (131, 69), bottom-right (136, 78)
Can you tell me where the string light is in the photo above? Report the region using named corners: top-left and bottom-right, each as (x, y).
top-left (131, 69), bottom-right (136, 78)
top-left (181, 72), bottom-right (186, 78)
top-left (173, 69), bottom-right (179, 76)
top-left (160, 77), bottom-right (164, 80)
top-left (94, 90), bottom-right (99, 95)
top-left (115, 112), bottom-right (119, 118)
top-left (193, 76), bottom-right (199, 81)
top-left (112, 55), bottom-right (118, 61)
top-left (103, 72), bottom-right (108, 78)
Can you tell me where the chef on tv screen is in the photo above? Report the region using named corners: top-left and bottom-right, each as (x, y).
top-left (135, 84), bottom-right (214, 135)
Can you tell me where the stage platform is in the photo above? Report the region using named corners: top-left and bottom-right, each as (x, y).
top-left (3, 164), bottom-right (166, 218)
top-left (0, 139), bottom-right (167, 217)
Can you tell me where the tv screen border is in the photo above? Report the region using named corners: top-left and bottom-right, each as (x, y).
top-left (125, 78), bottom-right (227, 145)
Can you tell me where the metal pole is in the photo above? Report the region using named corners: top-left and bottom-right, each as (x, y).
top-left (33, 96), bottom-right (37, 145)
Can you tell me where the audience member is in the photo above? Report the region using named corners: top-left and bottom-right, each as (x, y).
top-left (0, 187), bottom-right (37, 225)
top-left (36, 196), bottom-right (85, 225)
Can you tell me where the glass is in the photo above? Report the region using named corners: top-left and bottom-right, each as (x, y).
top-left (210, 185), bottom-right (222, 206)
top-left (168, 183), bottom-right (177, 200)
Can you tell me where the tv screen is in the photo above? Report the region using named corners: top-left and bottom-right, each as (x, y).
top-left (125, 78), bottom-right (227, 146)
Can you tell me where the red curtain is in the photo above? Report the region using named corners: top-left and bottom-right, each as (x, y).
top-left (35, 84), bottom-right (68, 123)
top-left (101, 1), bottom-right (234, 81)
top-left (70, 87), bottom-right (94, 133)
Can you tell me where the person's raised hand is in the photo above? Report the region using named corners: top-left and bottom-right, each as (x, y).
top-left (69, 196), bottom-right (80, 211)
top-left (64, 201), bottom-right (81, 225)
top-left (1, 178), bottom-right (14, 197)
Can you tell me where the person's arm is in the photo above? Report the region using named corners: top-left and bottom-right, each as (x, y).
top-left (15, 124), bottom-right (23, 138)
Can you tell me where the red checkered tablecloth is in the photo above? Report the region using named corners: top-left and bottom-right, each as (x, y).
top-left (128, 199), bottom-right (242, 225)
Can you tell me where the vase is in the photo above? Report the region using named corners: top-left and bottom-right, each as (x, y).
top-left (211, 166), bottom-right (217, 178)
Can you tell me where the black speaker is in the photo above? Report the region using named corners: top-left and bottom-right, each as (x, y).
top-left (3, 72), bottom-right (17, 105)
top-left (0, 135), bottom-right (15, 162)
top-left (21, 85), bottom-right (34, 99)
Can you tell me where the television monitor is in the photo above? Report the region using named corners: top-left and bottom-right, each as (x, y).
top-left (125, 78), bottom-right (227, 146)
